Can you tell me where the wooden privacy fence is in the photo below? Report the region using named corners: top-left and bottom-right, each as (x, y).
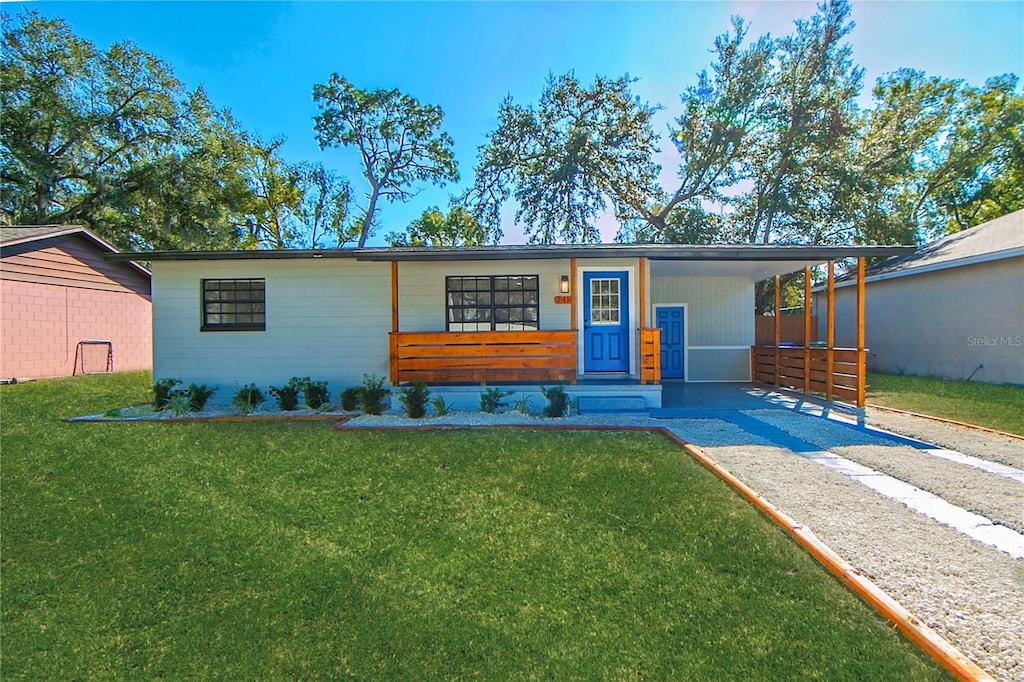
top-left (751, 345), bottom-right (866, 406)
top-left (390, 330), bottom-right (577, 385)
top-left (755, 315), bottom-right (818, 346)
top-left (640, 328), bottom-right (661, 385)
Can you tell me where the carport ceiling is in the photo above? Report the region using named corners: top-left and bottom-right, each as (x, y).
top-left (649, 259), bottom-right (829, 281)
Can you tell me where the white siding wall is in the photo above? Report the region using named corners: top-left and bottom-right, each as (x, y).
top-left (152, 259), bottom-right (391, 403)
top-left (816, 258), bottom-right (1024, 384)
top-left (651, 275), bottom-right (754, 381)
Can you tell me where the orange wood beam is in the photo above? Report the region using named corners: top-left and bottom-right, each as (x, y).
top-left (391, 261), bottom-right (399, 333)
top-left (826, 260), bottom-right (835, 402)
top-left (856, 256), bottom-right (866, 408)
top-left (390, 261), bottom-right (399, 384)
top-left (774, 275), bottom-right (781, 386)
top-left (569, 258), bottom-right (578, 333)
top-left (639, 257), bottom-right (647, 329)
top-left (803, 267), bottom-right (812, 394)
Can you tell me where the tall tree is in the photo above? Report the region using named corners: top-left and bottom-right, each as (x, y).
top-left (242, 137), bottom-right (304, 249)
top-left (111, 89), bottom-right (254, 250)
top-left (730, 0), bottom-right (864, 246)
top-left (0, 10), bottom-right (255, 250)
top-left (463, 73), bottom-right (662, 244)
top-left (296, 163), bottom-right (358, 248)
top-left (312, 75), bottom-right (459, 248)
top-left (387, 205), bottom-right (489, 247)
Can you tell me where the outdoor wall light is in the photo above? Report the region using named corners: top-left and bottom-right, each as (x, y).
top-left (559, 275), bottom-right (570, 294)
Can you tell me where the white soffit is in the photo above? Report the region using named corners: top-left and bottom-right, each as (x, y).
top-left (649, 259), bottom-right (822, 280)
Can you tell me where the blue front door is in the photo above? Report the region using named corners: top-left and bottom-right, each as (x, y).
top-left (656, 306), bottom-right (684, 379)
top-left (583, 271), bottom-right (630, 373)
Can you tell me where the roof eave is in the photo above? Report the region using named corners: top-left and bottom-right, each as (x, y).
top-left (107, 244), bottom-right (917, 263)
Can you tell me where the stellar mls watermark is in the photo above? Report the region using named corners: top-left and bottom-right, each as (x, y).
top-left (966, 335), bottom-right (1023, 347)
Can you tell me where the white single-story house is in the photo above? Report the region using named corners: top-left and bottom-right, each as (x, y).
top-left (110, 243), bottom-right (913, 408)
top-left (814, 210), bottom-right (1024, 385)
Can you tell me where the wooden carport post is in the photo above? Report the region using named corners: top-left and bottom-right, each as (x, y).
top-left (803, 267), bottom-right (811, 394)
top-left (773, 275), bottom-right (781, 386)
top-left (569, 257), bottom-right (578, 385)
top-left (639, 257), bottom-right (647, 328)
top-left (389, 261), bottom-right (399, 384)
top-left (856, 256), bottom-right (866, 421)
top-left (826, 261), bottom-right (835, 402)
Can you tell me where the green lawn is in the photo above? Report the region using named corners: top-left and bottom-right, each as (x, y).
top-left (2, 372), bottom-right (948, 680)
top-left (867, 372), bottom-right (1024, 436)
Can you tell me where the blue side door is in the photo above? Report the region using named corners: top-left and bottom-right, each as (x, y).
top-left (656, 306), bottom-right (684, 379)
top-left (583, 271), bottom-right (630, 373)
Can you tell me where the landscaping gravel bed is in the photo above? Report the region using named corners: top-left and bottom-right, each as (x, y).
top-left (830, 444), bottom-right (1024, 533)
top-left (344, 412), bottom-right (779, 448)
top-left (701, 443), bottom-right (1024, 682)
top-left (866, 407), bottom-right (1024, 470)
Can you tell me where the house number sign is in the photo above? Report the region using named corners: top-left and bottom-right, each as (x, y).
top-left (553, 295), bottom-right (572, 305)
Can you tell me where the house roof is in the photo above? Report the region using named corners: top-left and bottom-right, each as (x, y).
top-left (107, 242), bottom-right (915, 279)
top-left (0, 225), bottom-right (151, 277)
top-left (816, 210), bottom-right (1024, 291)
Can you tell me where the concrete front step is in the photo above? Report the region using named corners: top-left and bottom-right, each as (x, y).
top-left (576, 395), bottom-right (649, 414)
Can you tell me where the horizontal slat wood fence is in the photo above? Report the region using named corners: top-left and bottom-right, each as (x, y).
top-left (640, 328), bottom-right (661, 385)
top-left (751, 345), bottom-right (865, 405)
top-left (755, 315), bottom-right (818, 346)
top-left (390, 330), bottom-right (577, 385)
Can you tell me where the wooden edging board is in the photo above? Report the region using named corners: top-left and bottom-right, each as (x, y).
top-left (333, 421), bottom-right (994, 681)
top-left (66, 413), bottom-right (357, 424)
top-left (867, 404), bottom-right (1024, 443)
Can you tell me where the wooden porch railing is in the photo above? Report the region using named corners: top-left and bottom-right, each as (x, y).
top-left (751, 345), bottom-right (866, 406)
top-left (390, 330), bottom-right (577, 385)
top-left (640, 328), bottom-right (661, 385)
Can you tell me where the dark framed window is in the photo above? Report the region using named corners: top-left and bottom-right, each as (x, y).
top-left (201, 279), bottom-right (265, 331)
top-left (446, 275), bottom-right (539, 331)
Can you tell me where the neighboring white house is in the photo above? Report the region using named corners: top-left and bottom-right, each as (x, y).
top-left (814, 210), bottom-right (1024, 385)
top-left (110, 243), bottom-right (912, 406)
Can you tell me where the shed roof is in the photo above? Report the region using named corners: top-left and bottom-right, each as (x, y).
top-left (0, 225), bottom-right (151, 277)
top-left (819, 210), bottom-right (1024, 290)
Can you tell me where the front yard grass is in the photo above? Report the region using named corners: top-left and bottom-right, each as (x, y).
top-left (867, 371), bottom-right (1024, 436)
top-left (2, 372), bottom-right (948, 680)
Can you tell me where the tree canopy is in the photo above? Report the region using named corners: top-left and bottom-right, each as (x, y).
top-left (387, 205), bottom-right (489, 248)
top-left (3, 3), bottom-right (1019, 253)
top-left (1, 11), bottom-right (361, 251)
top-left (312, 75), bottom-right (459, 248)
top-left (464, 0), bottom-right (1023, 247)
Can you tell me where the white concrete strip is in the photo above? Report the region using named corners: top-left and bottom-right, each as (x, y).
top-left (802, 407), bottom-right (1024, 485)
top-left (920, 448), bottom-right (1024, 484)
top-left (795, 448), bottom-right (1024, 560)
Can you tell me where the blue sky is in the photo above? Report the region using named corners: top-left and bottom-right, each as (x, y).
top-left (14, 1), bottom-right (1024, 245)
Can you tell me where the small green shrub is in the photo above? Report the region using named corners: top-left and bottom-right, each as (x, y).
top-left (153, 378), bottom-right (181, 410)
top-left (340, 387), bottom-right (361, 411)
top-left (480, 387), bottom-right (513, 414)
top-left (269, 382), bottom-right (300, 411)
top-left (360, 374), bottom-right (391, 415)
top-left (167, 393), bottom-right (193, 417)
top-left (232, 384), bottom-right (265, 415)
top-left (430, 395), bottom-right (451, 417)
top-left (398, 382), bottom-right (430, 418)
top-left (303, 379), bottom-right (330, 410)
top-left (541, 385), bottom-right (569, 418)
top-left (513, 393), bottom-right (534, 414)
top-left (185, 383), bottom-right (215, 412)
